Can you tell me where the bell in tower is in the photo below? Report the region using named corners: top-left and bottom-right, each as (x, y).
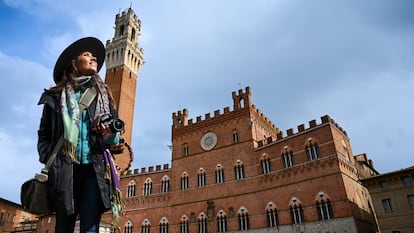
top-left (105, 7), bottom-right (144, 172)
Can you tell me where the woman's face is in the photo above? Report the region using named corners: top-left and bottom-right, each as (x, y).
top-left (75, 51), bottom-right (98, 76)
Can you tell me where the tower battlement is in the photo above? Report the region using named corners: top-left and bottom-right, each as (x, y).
top-left (105, 7), bottom-right (144, 74)
top-left (108, 8), bottom-right (142, 45)
top-left (232, 86), bottom-right (251, 110)
top-left (172, 87), bottom-right (277, 131)
top-left (122, 164), bottom-right (171, 177)
top-left (116, 7), bottom-right (141, 22)
top-left (257, 115), bottom-right (348, 147)
top-left (172, 106), bottom-right (232, 128)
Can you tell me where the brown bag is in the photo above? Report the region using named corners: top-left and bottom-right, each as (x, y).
top-left (20, 137), bottom-right (63, 215)
top-left (20, 176), bottom-right (51, 215)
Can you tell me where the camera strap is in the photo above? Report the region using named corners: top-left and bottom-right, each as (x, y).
top-left (78, 87), bottom-right (97, 113)
top-left (42, 87), bottom-right (97, 174)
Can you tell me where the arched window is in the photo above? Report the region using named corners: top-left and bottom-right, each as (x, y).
top-left (237, 207), bottom-right (249, 231)
top-left (216, 210), bottom-right (227, 233)
top-left (261, 153), bottom-right (271, 174)
top-left (232, 131), bottom-right (239, 143)
top-left (161, 175), bottom-right (170, 193)
top-left (266, 202), bottom-right (279, 227)
top-left (119, 25), bottom-right (125, 37)
top-left (316, 192), bottom-right (334, 220)
top-left (234, 160), bottom-right (245, 180)
top-left (131, 28), bottom-right (136, 41)
top-left (181, 172), bottom-right (189, 190)
top-left (141, 219), bottom-right (151, 233)
top-left (289, 197), bottom-right (304, 224)
top-left (144, 178), bottom-right (152, 195)
top-left (127, 180), bottom-right (136, 198)
top-left (180, 215), bottom-right (189, 233)
top-left (282, 148), bottom-right (294, 168)
top-left (159, 217), bottom-right (169, 233)
top-left (198, 212), bottom-right (207, 233)
top-left (197, 168), bottom-right (206, 187)
top-left (183, 144), bottom-right (189, 156)
top-left (306, 138), bottom-right (321, 161)
top-left (124, 220), bottom-right (133, 233)
top-left (215, 164), bottom-right (224, 183)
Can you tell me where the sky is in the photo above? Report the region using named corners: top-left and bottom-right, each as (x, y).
top-left (0, 0), bottom-right (413, 204)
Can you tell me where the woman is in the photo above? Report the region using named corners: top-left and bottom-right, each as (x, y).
top-left (37, 37), bottom-right (122, 233)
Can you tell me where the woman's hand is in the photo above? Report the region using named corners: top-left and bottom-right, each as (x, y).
top-left (98, 122), bottom-right (113, 139)
top-left (93, 116), bottom-right (113, 138)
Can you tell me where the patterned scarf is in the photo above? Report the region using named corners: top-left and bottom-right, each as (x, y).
top-left (60, 76), bottom-right (111, 162)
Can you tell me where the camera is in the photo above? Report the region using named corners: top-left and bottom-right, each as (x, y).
top-left (100, 114), bottom-right (125, 134)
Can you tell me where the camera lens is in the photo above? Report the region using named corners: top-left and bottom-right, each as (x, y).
top-left (113, 119), bottom-right (124, 132)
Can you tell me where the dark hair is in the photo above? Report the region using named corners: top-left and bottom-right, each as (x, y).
top-left (50, 59), bottom-right (77, 92)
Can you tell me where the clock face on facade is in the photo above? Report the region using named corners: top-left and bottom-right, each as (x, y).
top-left (200, 132), bottom-right (218, 151)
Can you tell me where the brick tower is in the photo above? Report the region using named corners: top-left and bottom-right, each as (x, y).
top-left (105, 7), bottom-right (144, 171)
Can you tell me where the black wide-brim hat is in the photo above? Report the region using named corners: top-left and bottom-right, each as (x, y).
top-left (53, 37), bottom-right (105, 83)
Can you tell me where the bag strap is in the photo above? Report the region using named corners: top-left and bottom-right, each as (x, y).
top-left (42, 87), bottom-right (98, 174)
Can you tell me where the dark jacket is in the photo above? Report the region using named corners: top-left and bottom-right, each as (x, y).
top-left (37, 88), bottom-right (113, 215)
